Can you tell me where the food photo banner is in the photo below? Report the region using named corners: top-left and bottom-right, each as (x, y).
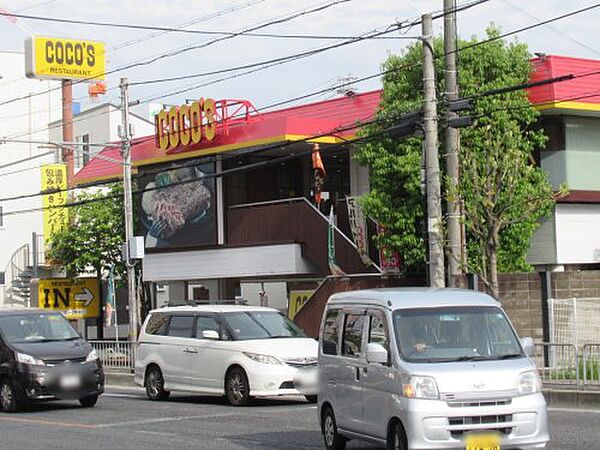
top-left (137, 160), bottom-right (217, 250)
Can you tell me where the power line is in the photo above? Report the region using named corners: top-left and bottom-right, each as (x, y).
top-left (5, 65), bottom-right (600, 203)
top-left (0, 150), bottom-right (55, 170)
top-left (106, 0), bottom-right (268, 54)
top-left (0, 0), bottom-right (354, 108)
top-left (0, 2), bottom-right (365, 39)
top-left (0, 112), bottom-right (405, 215)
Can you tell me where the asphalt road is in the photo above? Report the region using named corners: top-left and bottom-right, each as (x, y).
top-left (0, 387), bottom-right (597, 450)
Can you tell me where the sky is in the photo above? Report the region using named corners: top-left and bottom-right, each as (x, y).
top-left (0, 0), bottom-right (599, 116)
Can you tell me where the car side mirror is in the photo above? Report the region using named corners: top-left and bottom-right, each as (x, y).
top-left (520, 337), bottom-right (534, 357)
top-left (202, 330), bottom-right (220, 340)
top-left (366, 342), bottom-right (388, 365)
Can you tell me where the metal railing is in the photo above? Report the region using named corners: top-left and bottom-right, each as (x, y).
top-left (583, 344), bottom-right (600, 387)
top-left (2, 244), bottom-right (31, 307)
top-left (90, 341), bottom-right (135, 373)
top-left (534, 343), bottom-right (579, 387)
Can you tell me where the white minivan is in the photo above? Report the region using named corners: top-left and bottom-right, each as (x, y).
top-left (135, 305), bottom-right (318, 406)
top-left (318, 288), bottom-right (549, 450)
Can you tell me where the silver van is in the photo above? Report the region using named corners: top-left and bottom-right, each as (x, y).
top-left (317, 288), bottom-right (549, 450)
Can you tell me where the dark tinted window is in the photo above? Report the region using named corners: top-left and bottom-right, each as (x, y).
top-left (166, 315), bottom-right (194, 338)
top-left (145, 313), bottom-right (169, 335)
top-left (322, 310), bottom-right (339, 355)
top-left (342, 314), bottom-right (365, 357)
top-left (0, 313), bottom-right (79, 343)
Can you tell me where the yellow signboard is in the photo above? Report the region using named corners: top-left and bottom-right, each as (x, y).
top-left (38, 278), bottom-right (100, 319)
top-left (41, 164), bottom-right (68, 240)
top-left (25, 36), bottom-right (105, 80)
top-left (288, 290), bottom-right (315, 320)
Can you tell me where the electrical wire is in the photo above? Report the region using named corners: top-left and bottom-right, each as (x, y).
top-left (0, 0), bottom-right (355, 108)
top-left (0, 0), bottom-right (489, 111)
top-left (0, 111), bottom-right (407, 215)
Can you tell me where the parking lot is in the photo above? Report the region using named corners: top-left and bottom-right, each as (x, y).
top-left (0, 387), bottom-right (596, 449)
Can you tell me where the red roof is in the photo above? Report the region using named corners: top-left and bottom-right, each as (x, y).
top-left (529, 55), bottom-right (600, 108)
top-left (73, 90), bottom-right (382, 185)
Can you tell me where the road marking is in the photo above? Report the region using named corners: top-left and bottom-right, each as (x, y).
top-left (102, 393), bottom-right (144, 399)
top-left (95, 413), bottom-right (242, 428)
top-left (133, 430), bottom-right (177, 437)
top-left (0, 416), bottom-right (97, 429)
top-left (548, 406), bottom-right (600, 414)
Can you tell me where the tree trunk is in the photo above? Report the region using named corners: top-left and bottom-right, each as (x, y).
top-left (487, 227), bottom-right (500, 299)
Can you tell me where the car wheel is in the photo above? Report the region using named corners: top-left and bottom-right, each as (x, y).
top-left (0, 379), bottom-right (21, 413)
top-left (225, 367), bottom-right (250, 406)
top-left (305, 395), bottom-right (318, 403)
top-left (145, 366), bottom-right (170, 401)
top-left (321, 406), bottom-right (346, 450)
top-left (387, 421), bottom-right (408, 450)
top-left (79, 394), bottom-right (99, 408)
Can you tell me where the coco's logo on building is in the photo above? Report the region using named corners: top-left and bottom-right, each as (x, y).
top-left (25, 36), bottom-right (105, 80)
top-left (155, 98), bottom-right (219, 151)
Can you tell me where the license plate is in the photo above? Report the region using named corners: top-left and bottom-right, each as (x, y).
top-left (465, 433), bottom-right (501, 450)
top-left (60, 374), bottom-right (81, 389)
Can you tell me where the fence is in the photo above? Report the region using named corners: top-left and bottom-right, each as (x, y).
top-left (582, 344), bottom-right (600, 387)
top-left (548, 298), bottom-right (600, 348)
top-left (534, 343), bottom-right (600, 389)
top-left (90, 341), bottom-right (135, 373)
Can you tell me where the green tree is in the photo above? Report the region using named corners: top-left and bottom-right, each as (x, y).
top-left (355, 27), bottom-right (561, 297)
top-left (47, 184), bottom-right (125, 281)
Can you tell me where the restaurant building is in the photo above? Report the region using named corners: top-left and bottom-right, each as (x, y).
top-left (73, 93), bottom-right (382, 310)
top-left (73, 54), bottom-right (600, 313)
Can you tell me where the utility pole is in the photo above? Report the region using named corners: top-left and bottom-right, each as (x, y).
top-left (444, 0), bottom-right (462, 286)
top-left (120, 77), bottom-right (138, 340)
top-left (422, 14), bottom-right (446, 288)
top-left (61, 80), bottom-right (74, 186)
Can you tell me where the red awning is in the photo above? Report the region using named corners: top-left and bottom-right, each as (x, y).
top-left (72, 90), bottom-right (382, 186)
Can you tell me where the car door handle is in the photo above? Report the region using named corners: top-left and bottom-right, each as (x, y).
top-left (183, 348), bottom-right (198, 354)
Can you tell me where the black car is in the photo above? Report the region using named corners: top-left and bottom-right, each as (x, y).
top-left (0, 309), bottom-right (104, 412)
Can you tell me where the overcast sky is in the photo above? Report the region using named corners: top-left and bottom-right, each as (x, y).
top-left (0, 0), bottom-right (599, 114)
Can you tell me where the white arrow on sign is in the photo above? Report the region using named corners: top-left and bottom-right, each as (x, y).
top-left (74, 288), bottom-right (94, 306)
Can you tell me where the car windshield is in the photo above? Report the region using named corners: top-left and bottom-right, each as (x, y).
top-left (393, 306), bottom-right (523, 363)
top-left (221, 311), bottom-right (306, 340)
top-left (0, 313), bottom-right (80, 343)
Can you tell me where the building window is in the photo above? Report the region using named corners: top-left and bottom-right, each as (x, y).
top-left (0, 205), bottom-right (3, 227)
top-left (0, 271), bottom-right (4, 285)
top-left (75, 134), bottom-right (90, 169)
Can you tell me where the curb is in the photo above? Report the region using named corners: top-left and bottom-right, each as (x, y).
top-left (543, 389), bottom-right (600, 410)
top-left (105, 372), bottom-right (136, 388)
top-left (103, 374), bottom-right (600, 410)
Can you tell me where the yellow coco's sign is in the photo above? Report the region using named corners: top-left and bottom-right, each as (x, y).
top-left (25, 36), bottom-right (105, 80)
top-left (155, 98), bottom-right (219, 151)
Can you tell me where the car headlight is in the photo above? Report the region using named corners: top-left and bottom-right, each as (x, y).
top-left (402, 375), bottom-right (439, 399)
top-left (16, 352), bottom-right (45, 366)
top-left (86, 349), bottom-right (99, 363)
top-left (243, 352), bottom-right (282, 365)
top-left (517, 370), bottom-right (542, 395)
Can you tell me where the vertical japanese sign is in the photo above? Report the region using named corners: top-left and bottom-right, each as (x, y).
top-left (41, 164), bottom-right (68, 240)
top-left (346, 196), bottom-right (373, 266)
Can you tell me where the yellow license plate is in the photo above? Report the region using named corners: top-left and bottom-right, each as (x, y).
top-left (465, 433), bottom-right (501, 450)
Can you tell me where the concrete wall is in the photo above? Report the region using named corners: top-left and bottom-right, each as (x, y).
top-left (456, 270), bottom-right (600, 344)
